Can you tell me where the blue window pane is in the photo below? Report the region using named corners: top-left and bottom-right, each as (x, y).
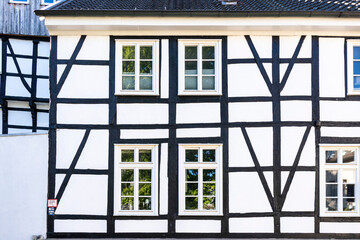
top-left (354, 61), bottom-right (360, 75)
top-left (354, 47), bottom-right (360, 59)
top-left (354, 76), bottom-right (360, 90)
top-left (11, 0), bottom-right (28, 2)
top-left (43, 0), bottom-right (54, 3)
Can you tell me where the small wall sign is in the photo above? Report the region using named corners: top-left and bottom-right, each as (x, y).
top-left (47, 199), bottom-right (58, 208)
top-left (48, 207), bottom-right (55, 216)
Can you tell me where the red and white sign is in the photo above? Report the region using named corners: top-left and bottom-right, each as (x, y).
top-left (47, 199), bottom-right (58, 208)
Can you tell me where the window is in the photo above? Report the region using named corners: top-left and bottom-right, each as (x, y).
top-left (114, 145), bottom-right (158, 215)
top-left (115, 40), bottom-right (159, 95)
top-left (347, 40), bottom-right (360, 95)
top-left (9, 0), bottom-right (29, 4)
top-left (320, 147), bottom-right (360, 216)
top-left (179, 144), bottom-right (222, 215)
top-left (41, 0), bottom-right (56, 5)
top-left (178, 39), bottom-right (222, 95)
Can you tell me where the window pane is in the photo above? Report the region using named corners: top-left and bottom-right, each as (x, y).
top-left (140, 61), bottom-right (152, 74)
top-left (202, 76), bottom-right (215, 90)
top-left (202, 61), bottom-right (215, 74)
top-left (202, 46), bottom-right (215, 59)
top-left (203, 149), bottom-right (215, 162)
top-left (326, 150), bottom-right (337, 163)
top-left (342, 150), bottom-right (355, 163)
top-left (139, 76), bottom-right (152, 90)
top-left (140, 46), bottom-right (152, 59)
top-left (139, 149), bottom-right (152, 162)
top-left (185, 197), bottom-right (198, 210)
top-left (122, 61), bottom-right (135, 74)
top-left (44, 0), bottom-right (54, 3)
top-left (354, 46), bottom-right (360, 59)
top-left (123, 46), bottom-right (135, 59)
top-left (343, 184), bottom-right (355, 197)
top-left (326, 184), bottom-right (337, 197)
top-left (343, 169), bottom-right (356, 183)
top-left (121, 197), bottom-right (134, 210)
top-left (186, 149), bottom-right (198, 162)
top-left (139, 183), bottom-right (151, 196)
top-left (203, 169), bottom-right (215, 181)
top-left (186, 183), bottom-right (198, 195)
top-left (121, 149), bottom-right (134, 162)
top-left (121, 169), bottom-right (134, 181)
top-left (203, 197), bottom-right (215, 210)
top-left (186, 169), bottom-right (198, 181)
top-left (122, 76), bottom-right (135, 90)
top-left (139, 197), bottom-right (151, 210)
top-left (121, 183), bottom-right (134, 196)
top-left (354, 76), bottom-right (360, 90)
top-left (326, 198), bottom-right (337, 211)
top-left (139, 169), bottom-right (152, 182)
top-left (185, 61), bottom-right (197, 74)
top-left (354, 61), bottom-right (360, 75)
top-left (343, 198), bottom-right (356, 211)
top-left (185, 76), bottom-right (197, 90)
top-left (185, 46), bottom-right (197, 59)
top-left (326, 170), bottom-right (338, 183)
top-left (203, 183), bottom-right (215, 196)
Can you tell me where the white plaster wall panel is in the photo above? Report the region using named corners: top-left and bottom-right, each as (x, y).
top-left (37, 112), bottom-right (49, 128)
top-left (176, 220), bottom-right (221, 233)
top-left (280, 36), bottom-right (311, 58)
top-left (36, 103), bottom-right (49, 110)
top-left (57, 104), bottom-right (108, 124)
top-left (176, 128), bottom-right (221, 138)
top-left (281, 127), bottom-right (306, 166)
top-left (5, 76), bottom-right (31, 97)
top-left (8, 110), bottom-right (32, 126)
top-left (121, 129), bottom-right (169, 139)
top-left (281, 171), bottom-right (290, 192)
top-left (38, 41), bottom-right (50, 57)
top-left (299, 127), bottom-right (315, 166)
top-left (229, 217), bottom-right (274, 233)
top-left (37, 59), bottom-right (49, 76)
top-left (36, 79), bottom-right (50, 99)
top-left (56, 129), bottom-right (86, 169)
top-left (7, 101), bottom-right (30, 108)
top-left (319, 38), bottom-right (345, 98)
top-left (115, 220), bottom-right (168, 233)
top-left (0, 134), bottom-right (47, 239)
top-left (229, 102), bottom-right (273, 122)
top-left (320, 222), bottom-right (360, 233)
top-left (57, 65), bottom-right (66, 83)
top-left (76, 36), bottom-right (109, 60)
top-left (7, 57), bottom-right (32, 75)
top-left (56, 175), bottom-right (107, 215)
top-left (229, 172), bottom-right (273, 213)
top-left (228, 36), bottom-right (253, 59)
top-left (280, 217), bottom-right (314, 233)
top-left (247, 127), bottom-right (273, 166)
top-left (282, 172), bottom-right (315, 211)
top-left (160, 39), bottom-right (169, 99)
top-left (76, 130), bottom-right (109, 170)
top-left (57, 36), bottom-right (81, 59)
top-left (176, 103), bottom-right (220, 124)
top-left (251, 36), bottom-right (272, 58)
top-left (117, 104), bottom-right (168, 124)
top-left (281, 101), bottom-right (312, 122)
top-left (55, 174), bottom-right (66, 197)
top-left (8, 39), bottom-right (33, 56)
top-left (7, 128), bottom-right (33, 134)
top-left (321, 101), bottom-right (360, 121)
top-left (55, 220), bottom-right (107, 233)
top-left (228, 64), bottom-right (272, 97)
top-left (160, 143), bottom-right (168, 215)
top-left (57, 65), bottom-right (109, 99)
top-left (280, 64), bottom-right (312, 96)
top-left (321, 127), bottom-right (360, 137)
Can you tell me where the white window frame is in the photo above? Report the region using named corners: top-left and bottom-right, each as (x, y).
top-left (115, 40), bottom-right (160, 96)
top-left (320, 145), bottom-right (360, 217)
top-left (347, 40), bottom-right (360, 95)
top-left (178, 144), bottom-right (223, 216)
top-left (114, 144), bottom-right (158, 216)
top-left (178, 39), bottom-right (222, 96)
top-left (9, 0), bottom-right (29, 4)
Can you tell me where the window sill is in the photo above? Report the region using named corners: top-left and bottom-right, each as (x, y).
top-left (115, 91), bottom-right (159, 97)
top-left (178, 92), bottom-right (222, 96)
top-left (114, 212), bottom-right (158, 216)
top-left (178, 211), bottom-right (223, 216)
top-left (320, 212), bottom-right (359, 217)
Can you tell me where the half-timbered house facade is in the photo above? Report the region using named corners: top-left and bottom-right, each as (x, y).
top-left (36, 0), bottom-right (360, 238)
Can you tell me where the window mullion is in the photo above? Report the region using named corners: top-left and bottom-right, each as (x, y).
top-left (199, 167), bottom-right (203, 211)
top-left (135, 44), bottom-right (140, 91)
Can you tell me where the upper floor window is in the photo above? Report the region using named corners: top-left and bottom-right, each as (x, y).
top-left (347, 40), bottom-right (360, 95)
top-left (115, 40), bottom-right (159, 96)
top-left (114, 145), bottom-right (158, 215)
top-left (320, 147), bottom-right (359, 216)
top-left (9, 0), bottom-right (29, 4)
top-left (41, 0), bottom-right (57, 5)
top-left (178, 39), bottom-right (222, 96)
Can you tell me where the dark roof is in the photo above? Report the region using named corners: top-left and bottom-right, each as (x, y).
top-left (37, 0), bottom-right (360, 16)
